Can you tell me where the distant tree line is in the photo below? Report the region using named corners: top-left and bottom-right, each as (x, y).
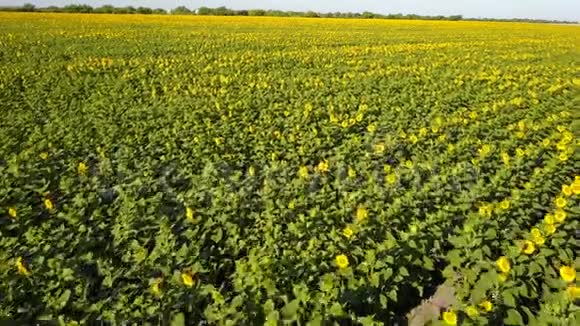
top-left (1, 3), bottom-right (167, 14)
top-left (0, 3), bottom-right (576, 24)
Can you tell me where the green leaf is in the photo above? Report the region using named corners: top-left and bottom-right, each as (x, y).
top-left (503, 290), bottom-right (517, 307)
top-left (211, 228), bottom-right (223, 243)
top-left (471, 282), bottom-right (487, 303)
top-left (447, 250), bottom-right (462, 267)
top-left (370, 272), bottom-right (380, 287)
top-left (307, 315), bottom-right (323, 326)
top-left (320, 273), bottom-right (334, 293)
top-left (264, 311), bottom-right (279, 326)
top-left (505, 309), bottom-right (524, 325)
top-left (484, 228), bottom-right (497, 240)
top-left (557, 248), bottom-right (571, 262)
top-left (528, 261), bottom-right (543, 275)
top-left (388, 289), bottom-right (398, 302)
top-left (423, 256), bottom-right (434, 270)
top-left (171, 312), bottom-right (185, 326)
top-left (57, 289), bottom-right (71, 309)
top-left (520, 306), bottom-right (535, 323)
top-left (329, 302), bottom-right (344, 316)
top-left (517, 284), bottom-right (529, 298)
top-left (292, 283), bottom-right (310, 302)
top-left (383, 268), bottom-right (393, 280)
top-left (359, 316), bottom-right (378, 326)
top-left (380, 294), bottom-right (388, 308)
top-left (143, 304), bottom-right (157, 316)
top-left (281, 299), bottom-right (300, 319)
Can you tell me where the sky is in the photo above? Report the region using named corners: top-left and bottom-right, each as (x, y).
top-left (0, 0), bottom-right (579, 21)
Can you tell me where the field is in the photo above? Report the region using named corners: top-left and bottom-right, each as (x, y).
top-left (0, 12), bottom-right (579, 325)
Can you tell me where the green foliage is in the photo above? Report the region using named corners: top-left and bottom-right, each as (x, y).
top-left (0, 12), bottom-right (578, 325)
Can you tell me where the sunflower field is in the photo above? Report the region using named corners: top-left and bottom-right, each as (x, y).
top-left (0, 13), bottom-right (578, 325)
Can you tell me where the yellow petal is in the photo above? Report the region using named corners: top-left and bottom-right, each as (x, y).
top-left (559, 266), bottom-right (576, 283)
top-left (465, 305), bottom-right (479, 318)
top-left (496, 256), bottom-right (511, 273)
top-left (335, 254), bottom-right (349, 269)
top-left (16, 257), bottom-right (31, 276)
top-left (442, 311), bottom-right (457, 325)
top-left (479, 300), bottom-right (493, 312)
top-left (181, 272), bottom-right (195, 287)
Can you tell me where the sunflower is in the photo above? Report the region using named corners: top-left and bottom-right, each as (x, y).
top-left (554, 209), bottom-right (566, 223)
top-left (356, 206), bottom-right (368, 222)
top-left (531, 228), bottom-right (545, 245)
top-left (555, 197), bottom-right (567, 208)
top-left (44, 198), bottom-right (54, 211)
top-left (566, 285), bottom-right (580, 299)
top-left (465, 305), bottom-right (479, 318)
top-left (544, 224), bottom-right (556, 235)
top-left (342, 226), bottom-right (354, 239)
top-left (572, 179), bottom-right (580, 195)
top-left (442, 310), bottom-right (457, 325)
top-left (496, 256), bottom-right (511, 273)
top-left (559, 265), bottom-right (576, 282)
top-left (316, 160), bottom-right (329, 173)
top-left (298, 166), bottom-right (309, 179)
top-left (186, 207), bottom-right (194, 222)
top-left (558, 152), bottom-right (568, 161)
top-left (348, 167), bottom-right (356, 178)
top-left (561, 185), bottom-right (572, 196)
top-left (151, 278), bottom-right (163, 296)
top-left (499, 199), bottom-right (510, 210)
top-left (479, 300), bottom-right (493, 312)
top-left (374, 143), bottom-right (385, 154)
top-left (181, 272), bottom-right (195, 287)
top-left (16, 257), bottom-right (30, 276)
top-left (335, 254), bottom-right (349, 269)
top-left (501, 152), bottom-right (510, 165)
top-left (78, 162), bottom-right (88, 175)
top-left (521, 240), bottom-right (535, 255)
top-left (385, 173), bottom-right (397, 185)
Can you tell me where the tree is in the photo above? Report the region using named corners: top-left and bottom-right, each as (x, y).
top-left (172, 6), bottom-right (192, 15)
top-left (362, 11), bottom-right (375, 19)
top-left (305, 11), bottom-right (319, 18)
top-left (21, 3), bottom-right (35, 12)
top-left (248, 9), bottom-right (266, 16)
top-left (111, 6), bottom-right (136, 14)
top-left (136, 7), bottom-right (153, 15)
top-left (196, 6), bottom-right (211, 15)
top-left (94, 5), bottom-right (114, 13)
top-left (214, 6), bottom-right (233, 16)
top-left (43, 6), bottom-right (62, 12)
top-left (267, 10), bottom-right (289, 17)
top-left (63, 4), bottom-right (93, 13)
top-left (386, 13), bottom-right (403, 19)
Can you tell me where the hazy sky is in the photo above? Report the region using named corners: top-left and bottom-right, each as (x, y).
top-left (1, 0), bottom-right (579, 21)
